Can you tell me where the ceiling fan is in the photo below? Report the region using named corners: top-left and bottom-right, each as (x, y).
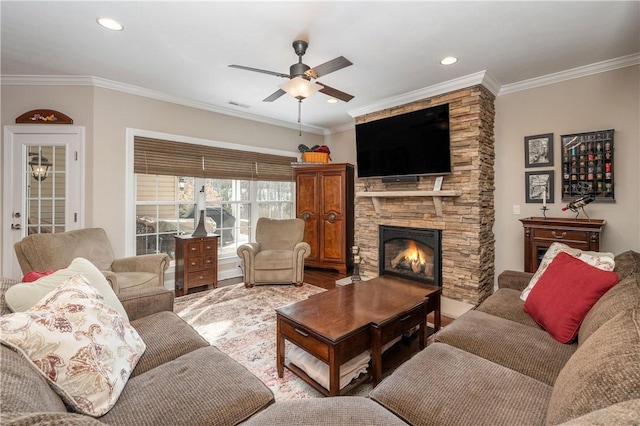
top-left (229, 40), bottom-right (354, 103)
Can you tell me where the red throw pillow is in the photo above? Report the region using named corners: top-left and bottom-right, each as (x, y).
top-left (22, 270), bottom-right (56, 283)
top-left (523, 251), bottom-right (619, 343)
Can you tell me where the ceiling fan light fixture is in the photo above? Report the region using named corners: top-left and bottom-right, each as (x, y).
top-left (280, 77), bottom-right (322, 100)
top-left (440, 56), bottom-right (458, 65)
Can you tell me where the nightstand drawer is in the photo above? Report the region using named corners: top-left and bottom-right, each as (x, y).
top-left (186, 242), bottom-right (203, 256)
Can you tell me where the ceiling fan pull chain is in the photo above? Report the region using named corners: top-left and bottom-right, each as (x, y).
top-left (298, 99), bottom-right (302, 136)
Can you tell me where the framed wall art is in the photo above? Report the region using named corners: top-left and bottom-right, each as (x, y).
top-left (525, 171), bottom-right (554, 204)
top-left (524, 133), bottom-right (554, 168)
top-left (560, 129), bottom-right (614, 202)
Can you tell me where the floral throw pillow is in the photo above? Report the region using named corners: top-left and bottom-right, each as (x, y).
top-left (0, 275), bottom-right (145, 417)
top-left (520, 242), bottom-right (615, 302)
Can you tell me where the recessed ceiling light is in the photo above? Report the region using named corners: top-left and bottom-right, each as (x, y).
top-left (97, 17), bottom-right (124, 31)
top-left (440, 56), bottom-right (458, 65)
top-left (327, 98), bottom-right (338, 104)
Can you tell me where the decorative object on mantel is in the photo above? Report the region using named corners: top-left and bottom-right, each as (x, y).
top-left (15, 109), bottom-right (73, 124)
top-left (351, 246), bottom-right (362, 282)
top-left (191, 186), bottom-right (208, 237)
top-left (560, 129), bottom-right (614, 202)
top-left (356, 190), bottom-right (462, 217)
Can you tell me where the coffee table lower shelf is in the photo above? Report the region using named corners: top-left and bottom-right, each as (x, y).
top-left (283, 359), bottom-right (371, 397)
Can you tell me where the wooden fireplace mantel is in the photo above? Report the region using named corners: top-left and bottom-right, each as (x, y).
top-left (356, 190), bottom-right (462, 217)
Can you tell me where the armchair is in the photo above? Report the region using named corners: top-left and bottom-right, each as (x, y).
top-left (237, 218), bottom-right (311, 288)
top-left (14, 228), bottom-right (170, 296)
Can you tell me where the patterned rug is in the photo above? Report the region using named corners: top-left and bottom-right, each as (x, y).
top-left (174, 283), bottom-right (374, 400)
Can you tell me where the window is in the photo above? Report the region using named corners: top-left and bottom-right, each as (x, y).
top-left (132, 135), bottom-right (297, 261)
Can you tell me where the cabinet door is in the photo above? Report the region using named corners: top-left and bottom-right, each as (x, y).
top-left (296, 172), bottom-right (320, 262)
top-left (320, 171), bottom-right (346, 264)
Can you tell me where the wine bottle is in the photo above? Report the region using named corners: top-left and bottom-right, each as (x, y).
top-left (562, 194), bottom-right (595, 211)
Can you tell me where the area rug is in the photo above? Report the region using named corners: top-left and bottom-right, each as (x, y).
top-left (174, 283), bottom-right (374, 400)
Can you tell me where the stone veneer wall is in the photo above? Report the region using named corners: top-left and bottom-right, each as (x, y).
top-left (354, 85), bottom-right (496, 306)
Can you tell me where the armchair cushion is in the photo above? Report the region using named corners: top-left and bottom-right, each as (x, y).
top-left (5, 257), bottom-right (128, 320)
top-left (14, 228), bottom-right (170, 296)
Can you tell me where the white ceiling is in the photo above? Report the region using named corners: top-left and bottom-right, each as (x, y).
top-left (2, 1), bottom-right (639, 134)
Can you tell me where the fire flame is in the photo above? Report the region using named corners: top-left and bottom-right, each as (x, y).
top-left (405, 241), bottom-right (425, 265)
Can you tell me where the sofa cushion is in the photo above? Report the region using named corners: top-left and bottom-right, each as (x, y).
top-left (1, 276), bottom-right (19, 315)
top-left (434, 309), bottom-right (576, 385)
top-left (521, 242), bottom-right (615, 301)
top-left (243, 397), bottom-right (407, 426)
top-left (558, 399), bottom-right (640, 425)
top-left (1, 412), bottom-right (106, 426)
top-left (129, 311), bottom-right (209, 378)
top-left (370, 342), bottom-right (553, 426)
top-left (524, 252), bottom-right (619, 343)
top-left (578, 272), bottom-right (640, 346)
top-left (545, 307), bottom-right (640, 425)
top-left (100, 346), bottom-right (275, 426)
top-left (5, 257), bottom-right (128, 320)
top-left (475, 288), bottom-right (541, 328)
top-left (613, 250), bottom-right (640, 281)
top-left (1, 275), bottom-right (146, 417)
top-left (0, 344), bottom-right (67, 413)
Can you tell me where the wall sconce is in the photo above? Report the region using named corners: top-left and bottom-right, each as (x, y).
top-left (28, 151), bottom-right (52, 181)
top-left (178, 177), bottom-right (186, 190)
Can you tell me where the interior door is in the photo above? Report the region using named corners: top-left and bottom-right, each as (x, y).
top-left (2, 125), bottom-right (84, 279)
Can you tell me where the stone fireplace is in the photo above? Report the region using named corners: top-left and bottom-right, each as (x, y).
top-left (354, 85), bottom-right (496, 307)
top-left (379, 225), bottom-right (442, 286)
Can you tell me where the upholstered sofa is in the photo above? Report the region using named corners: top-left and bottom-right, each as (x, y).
top-left (1, 281), bottom-right (275, 426)
top-left (14, 228), bottom-right (170, 296)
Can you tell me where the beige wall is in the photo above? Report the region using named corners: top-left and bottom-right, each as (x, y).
top-left (2, 65), bottom-right (638, 278)
top-left (494, 65), bottom-right (640, 277)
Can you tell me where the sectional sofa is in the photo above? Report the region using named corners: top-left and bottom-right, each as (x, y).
top-left (1, 250), bottom-right (639, 425)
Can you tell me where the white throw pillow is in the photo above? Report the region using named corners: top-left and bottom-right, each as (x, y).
top-left (5, 257), bottom-right (128, 320)
top-left (520, 242), bottom-right (615, 301)
top-left (1, 275), bottom-right (145, 417)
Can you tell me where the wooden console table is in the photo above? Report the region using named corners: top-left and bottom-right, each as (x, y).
top-left (520, 217), bottom-right (606, 273)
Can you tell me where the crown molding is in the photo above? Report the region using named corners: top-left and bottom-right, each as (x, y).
top-left (0, 75), bottom-right (326, 135)
top-left (498, 53), bottom-right (640, 96)
top-left (347, 70), bottom-right (498, 119)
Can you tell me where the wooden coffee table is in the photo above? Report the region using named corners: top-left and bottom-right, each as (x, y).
top-left (276, 276), bottom-right (441, 396)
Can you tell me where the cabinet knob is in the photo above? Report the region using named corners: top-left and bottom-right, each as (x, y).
top-left (302, 212), bottom-right (311, 222)
top-left (205, 245), bottom-right (211, 249)
top-left (552, 231), bottom-right (567, 239)
top-left (191, 247), bottom-right (197, 251)
top-left (191, 261), bottom-right (197, 266)
top-left (327, 212), bottom-right (337, 223)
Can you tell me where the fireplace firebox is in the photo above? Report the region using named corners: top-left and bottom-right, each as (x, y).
top-left (379, 225), bottom-right (442, 286)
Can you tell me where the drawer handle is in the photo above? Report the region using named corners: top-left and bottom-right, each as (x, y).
top-left (205, 259), bottom-right (212, 264)
top-left (399, 314), bottom-right (412, 322)
top-left (199, 276), bottom-right (204, 279)
top-left (205, 245), bottom-right (212, 249)
top-left (552, 231), bottom-right (567, 239)
top-left (190, 262), bottom-right (197, 266)
top-left (191, 247), bottom-right (197, 251)
top-left (294, 328), bottom-right (309, 337)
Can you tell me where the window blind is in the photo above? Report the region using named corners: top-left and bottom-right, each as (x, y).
top-left (134, 136), bottom-right (296, 181)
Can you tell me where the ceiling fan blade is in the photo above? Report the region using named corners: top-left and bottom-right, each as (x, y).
top-left (229, 64), bottom-right (290, 79)
top-left (263, 89), bottom-right (287, 102)
top-left (305, 56), bottom-right (352, 79)
top-left (317, 83), bottom-right (354, 102)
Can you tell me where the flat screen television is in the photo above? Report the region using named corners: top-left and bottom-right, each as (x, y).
top-left (355, 103), bottom-right (451, 180)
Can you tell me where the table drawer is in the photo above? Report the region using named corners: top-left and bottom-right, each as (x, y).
top-left (279, 320), bottom-right (329, 362)
top-left (186, 269), bottom-right (215, 287)
top-left (533, 228), bottom-right (589, 243)
top-left (379, 305), bottom-right (424, 345)
top-left (186, 242), bottom-right (203, 256)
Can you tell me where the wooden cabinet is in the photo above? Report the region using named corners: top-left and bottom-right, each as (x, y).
top-left (174, 235), bottom-right (219, 294)
top-left (295, 163), bottom-right (354, 274)
top-left (520, 217), bottom-right (605, 273)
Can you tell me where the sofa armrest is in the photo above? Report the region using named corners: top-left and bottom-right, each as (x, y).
top-left (102, 270), bottom-right (119, 294)
top-left (118, 287), bottom-right (174, 321)
top-left (497, 270), bottom-right (534, 291)
top-left (111, 253), bottom-right (171, 274)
